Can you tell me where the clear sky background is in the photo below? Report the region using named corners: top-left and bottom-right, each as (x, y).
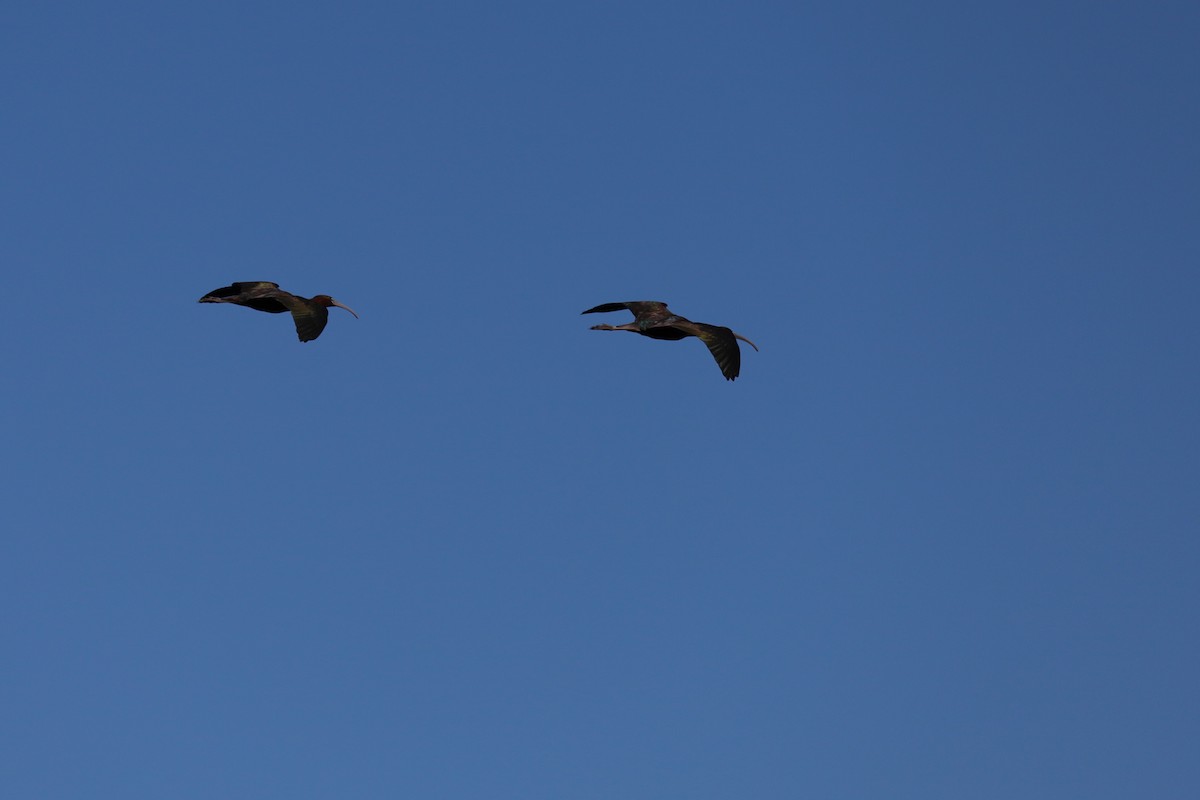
top-left (2, 1), bottom-right (1198, 797)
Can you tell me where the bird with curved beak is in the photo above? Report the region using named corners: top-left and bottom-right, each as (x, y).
top-left (583, 300), bottom-right (758, 380)
top-left (200, 282), bottom-right (359, 342)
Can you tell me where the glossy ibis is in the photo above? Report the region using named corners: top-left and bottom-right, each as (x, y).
top-left (582, 301), bottom-right (759, 381)
top-left (199, 282), bottom-right (359, 342)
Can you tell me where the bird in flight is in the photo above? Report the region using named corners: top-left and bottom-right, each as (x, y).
top-left (199, 282), bottom-right (359, 342)
top-left (582, 301), bottom-right (759, 380)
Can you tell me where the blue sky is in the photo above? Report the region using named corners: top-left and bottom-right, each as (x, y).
top-left (2, 1), bottom-right (1198, 797)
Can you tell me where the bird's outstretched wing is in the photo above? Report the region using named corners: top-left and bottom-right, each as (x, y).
top-left (199, 281), bottom-right (280, 299)
top-left (669, 321), bottom-right (743, 380)
top-left (199, 282), bottom-right (290, 313)
top-left (271, 295), bottom-right (330, 342)
top-left (581, 301), bottom-right (671, 319)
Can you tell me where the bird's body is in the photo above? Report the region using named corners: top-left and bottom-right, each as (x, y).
top-left (199, 282), bottom-right (359, 342)
top-left (582, 301), bottom-right (758, 380)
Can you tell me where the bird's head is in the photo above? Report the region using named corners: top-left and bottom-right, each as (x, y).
top-left (313, 295), bottom-right (360, 318)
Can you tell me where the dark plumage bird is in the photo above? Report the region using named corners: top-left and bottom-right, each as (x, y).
top-left (199, 282), bottom-right (359, 342)
top-left (582, 301), bottom-right (759, 380)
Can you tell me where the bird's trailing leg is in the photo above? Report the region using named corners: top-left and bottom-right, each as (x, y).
top-left (589, 323), bottom-right (639, 332)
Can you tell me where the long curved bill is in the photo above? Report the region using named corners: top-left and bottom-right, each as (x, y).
top-left (733, 332), bottom-right (759, 352)
top-left (330, 300), bottom-right (360, 319)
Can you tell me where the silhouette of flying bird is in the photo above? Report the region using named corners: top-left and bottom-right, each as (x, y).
top-left (199, 282), bottom-right (359, 342)
top-left (582, 301), bottom-right (758, 380)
